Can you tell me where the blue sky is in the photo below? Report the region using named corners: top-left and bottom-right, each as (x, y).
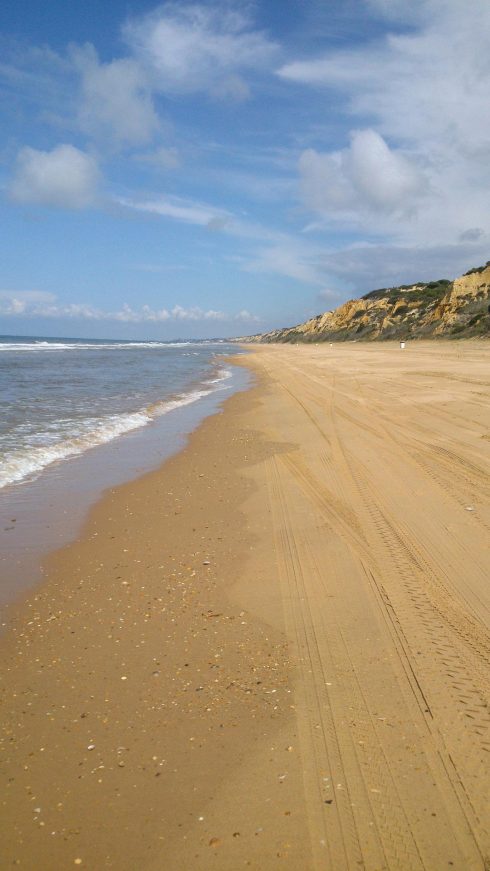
top-left (1, 0), bottom-right (489, 339)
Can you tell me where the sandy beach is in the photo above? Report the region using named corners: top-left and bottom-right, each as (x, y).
top-left (1, 341), bottom-right (489, 870)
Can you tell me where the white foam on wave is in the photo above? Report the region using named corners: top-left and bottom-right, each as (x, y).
top-left (0, 341), bottom-right (198, 352)
top-left (0, 367), bottom-right (233, 489)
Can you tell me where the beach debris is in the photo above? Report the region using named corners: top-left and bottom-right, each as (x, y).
top-left (87, 744), bottom-right (95, 751)
top-left (465, 506), bottom-right (475, 511)
top-left (203, 560), bottom-right (211, 565)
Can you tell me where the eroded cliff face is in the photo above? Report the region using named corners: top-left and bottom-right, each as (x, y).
top-left (242, 263), bottom-right (490, 343)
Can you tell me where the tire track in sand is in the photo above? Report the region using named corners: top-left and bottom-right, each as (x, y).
top-left (255, 349), bottom-right (488, 869)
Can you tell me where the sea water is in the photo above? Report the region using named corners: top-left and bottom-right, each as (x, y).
top-left (0, 335), bottom-right (248, 608)
top-left (0, 335), bottom-right (241, 489)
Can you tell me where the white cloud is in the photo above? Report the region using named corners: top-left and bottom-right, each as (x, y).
top-left (279, 0), bottom-right (490, 254)
top-left (10, 144), bottom-right (99, 208)
top-left (169, 304), bottom-right (219, 321)
top-left (300, 129), bottom-right (426, 217)
top-left (0, 291), bottom-right (257, 324)
top-left (0, 290), bottom-right (55, 315)
top-left (112, 303), bottom-right (170, 323)
top-left (123, 3), bottom-right (278, 98)
top-left (117, 194), bottom-right (293, 250)
top-left (71, 44), bottom-right (159, 146)
top-left (0, 290), bottom-right (55, 302)
top-left (118, 194), bottom-right (231, 228)
top-left (346, 130), bottom-right (425, 211)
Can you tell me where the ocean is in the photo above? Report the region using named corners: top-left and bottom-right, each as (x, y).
top-left (0, 334), bottom-right (241, 489)
top-left (0, 335), bottom-right (248, 608)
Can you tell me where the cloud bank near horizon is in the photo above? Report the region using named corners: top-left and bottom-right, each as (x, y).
top-left (0, 291), bottom-right (258, 325)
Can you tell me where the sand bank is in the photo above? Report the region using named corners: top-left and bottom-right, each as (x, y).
top-left (1, 341), bottom-right (489, 870)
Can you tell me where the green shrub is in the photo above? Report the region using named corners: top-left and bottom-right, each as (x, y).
top-left (464, 261), bottom-right (490, 276)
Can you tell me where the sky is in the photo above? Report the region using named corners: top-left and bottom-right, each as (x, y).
top-left (0, 0), bottom-right (489, 340)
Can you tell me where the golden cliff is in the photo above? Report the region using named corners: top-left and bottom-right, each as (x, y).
top-left (240, 262), bottom-right (490, 343)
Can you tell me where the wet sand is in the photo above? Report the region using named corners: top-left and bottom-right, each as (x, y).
top-left (1, 341), bottom-right (489, 870)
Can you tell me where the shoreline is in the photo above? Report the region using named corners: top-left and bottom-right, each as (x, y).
top-left (0, 373), bottom-right (313, 870)
top-left (1, 341), bottom-right (489, 869)
top-left (0, 357), bottom-right (250, 613)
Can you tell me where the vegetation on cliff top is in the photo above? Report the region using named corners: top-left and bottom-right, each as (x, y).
top-left (240, 263), bottom-right (490, 343)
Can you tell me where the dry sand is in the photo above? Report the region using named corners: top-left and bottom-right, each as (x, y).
top-left (1, 340), bottom-right (489, 870)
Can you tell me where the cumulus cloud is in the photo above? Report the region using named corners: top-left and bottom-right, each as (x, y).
top-left (10, 144), bottom-right (99, 208)
top-left (0, 290), bottom-right (56, 314)
top-left (0, 291), bottom-right (257, 324)
top-left (346, 130), bottom-right (426, 211)
top-left (123, 3), bottom-right (278, 98)
top-left (71, 44), bottom-right (159, 146)
top-left (300, 130), bottom-right (426, 217)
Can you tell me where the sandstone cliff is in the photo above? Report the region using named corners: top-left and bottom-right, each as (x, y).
top-left (240, 262), bottom-right (490, 343)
